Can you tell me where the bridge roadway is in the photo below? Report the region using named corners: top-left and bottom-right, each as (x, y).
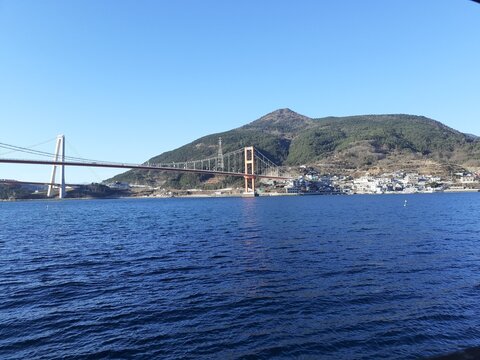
top-left (0, 158), bottom-right (292, 181)
top-left (0, 179), bottom-right (82, 187)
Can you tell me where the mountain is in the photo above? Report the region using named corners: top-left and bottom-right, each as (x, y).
top-left (110, 109), bottom-right (480, 186)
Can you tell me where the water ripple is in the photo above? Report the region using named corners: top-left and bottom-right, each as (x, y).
top-left (1, 194), bottom-right (480, 359)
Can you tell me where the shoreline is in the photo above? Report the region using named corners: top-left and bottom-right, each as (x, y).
top-left (1, 187), bottom-right (479, 202)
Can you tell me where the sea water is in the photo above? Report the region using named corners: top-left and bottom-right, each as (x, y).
top-left (1, 194), bottom-right (480, 359)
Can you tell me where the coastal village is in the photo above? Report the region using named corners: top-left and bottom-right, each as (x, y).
top-left (281, 167), bottom-right (480, 195)
top-left (103, 167), bottom-right (480, 198)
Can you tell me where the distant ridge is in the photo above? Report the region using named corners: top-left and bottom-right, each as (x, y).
top-left (110, 109), bottom-right (480, 186)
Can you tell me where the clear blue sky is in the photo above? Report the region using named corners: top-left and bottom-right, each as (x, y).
top-left (1, 0), bottom-right (479, 183)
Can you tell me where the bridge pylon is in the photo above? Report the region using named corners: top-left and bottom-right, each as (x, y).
top-left (217, 137), bottom-right (224, 171)
top-left (244, 146), bottom-right (256, 195)
top-left (47, 134), bottom-right (66, 199)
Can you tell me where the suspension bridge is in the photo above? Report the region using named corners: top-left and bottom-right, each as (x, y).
top-left (0, 135), bottom-right (291, 198)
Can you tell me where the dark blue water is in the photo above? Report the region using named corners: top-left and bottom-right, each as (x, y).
top-left (1, 194), bottom-right (480, 359)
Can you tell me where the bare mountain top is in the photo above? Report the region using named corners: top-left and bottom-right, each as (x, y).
top-left (242, 108), bottom-right (315, 138)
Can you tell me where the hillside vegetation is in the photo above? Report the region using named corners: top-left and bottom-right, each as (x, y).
top-left (110, 109), bottom-right (480, 186)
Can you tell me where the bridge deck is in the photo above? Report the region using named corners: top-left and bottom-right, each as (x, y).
top-left (0, 158), bottom-right (292, 181)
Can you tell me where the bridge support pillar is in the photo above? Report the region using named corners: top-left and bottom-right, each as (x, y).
top-left (244, 146), bottom-right (256, 194)
top-left (47, 134), bottom-right (66, 199)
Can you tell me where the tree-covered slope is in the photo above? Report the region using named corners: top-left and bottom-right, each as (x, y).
top-left (287, 114), bottom-right (475, 164)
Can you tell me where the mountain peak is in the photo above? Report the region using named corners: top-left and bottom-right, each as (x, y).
top-left (243, 108), bottom-right (314, 138)
top-left (269, 108), bottom-right (299, 115)
top-left (260, 108), bottom-right (310, 120)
